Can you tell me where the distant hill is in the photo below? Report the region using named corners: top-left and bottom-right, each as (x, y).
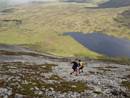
top-left (62, 0), bottom-right (92, 3)
top-left (61, 0), bottom-right (130, 8)
top-left (99, 0), bottom-right (130, 8)
top-left (62, 0), bottom-right (108, 4)
top-left (1, 0), bottom-right (130, 9)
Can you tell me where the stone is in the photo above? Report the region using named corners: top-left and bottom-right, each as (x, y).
top-left (15, 94), bottom-right (24, 98)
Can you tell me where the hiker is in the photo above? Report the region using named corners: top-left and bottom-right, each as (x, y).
top-left (70, 59), bottom-right (79, 76)
top-left (78, 59), bottom-right (84, 74)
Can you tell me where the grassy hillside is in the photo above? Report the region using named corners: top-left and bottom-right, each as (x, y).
top-left (0, 3), bottom-right (130, 57)
top-left (115, 9), bottom-right (130, 29)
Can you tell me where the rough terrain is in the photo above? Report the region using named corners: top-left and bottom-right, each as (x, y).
top-left (0, 45), bottom-right (129, 98)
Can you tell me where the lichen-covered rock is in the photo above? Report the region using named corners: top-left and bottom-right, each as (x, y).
top-left (0, 88), bottom-right (12, 98)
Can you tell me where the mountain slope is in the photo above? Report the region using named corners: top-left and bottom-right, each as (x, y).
top-left (0, 3), bottom-right (130, 57)
top-left (115, 9), bottom-right (130, 28)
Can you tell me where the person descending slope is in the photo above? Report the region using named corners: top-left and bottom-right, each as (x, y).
top-left (78, 59), bottom-right (84, 74)
top-left (70, 59), bottom-right (79, 76)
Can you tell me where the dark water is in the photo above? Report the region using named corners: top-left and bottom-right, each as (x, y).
top-left (99, 0), bottom-right (130, 8)
top-left (65, 32), bottom-right (130, 57)
top-left (63, 0), bottom-right (88, 3)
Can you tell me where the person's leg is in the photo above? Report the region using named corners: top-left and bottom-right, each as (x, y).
top-left (79, 67), bottom-right (83, 73)
top-left (79, 67), bottom-right (81, 74)
top-left (70, 68), bottom-right (75, 75)
top-left (75, 68), bottom-right (78, 76)
top-left (77, 67), bottom-right (80, 74)
top-left (81, 67), bottom-right (84, 73)
top-left (70, 71), bottom-right (74, 75)
top-left (81, 69), bottom-right (83, 73)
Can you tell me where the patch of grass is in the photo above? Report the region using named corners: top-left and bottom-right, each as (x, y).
top-left (0, 62), bottom-right (58, 85)
top-left (16, 82), bottom-right (50, 98)
top-left (43, 81), bottom-right (88, 93)
top-left (127, 75), bottom-right (130, 79)
top-left (40, 64), bottom-right (57, 72)
top-left (93, 91), bottom-right (102, 95)
top-left (49, 75), bottom-right (63, 81)
top-left (115, 9), bottom-right (130, 29)
top-left (14, 78), bottom-right (88, 97)
top-left (0, 50), bottom-right (43, 56)
top-left (25, 79), bottom-right (88, 93)
top-left (60, 81), bottom-right (88, 92)
top-left (97, 56), bottom-right (130, 65)
top-left (17, 83), bottom-right (36, 97)
top-left (15, 80), bottom-right (88, 97)
top-left (122, 81), bottom-right (130, 90)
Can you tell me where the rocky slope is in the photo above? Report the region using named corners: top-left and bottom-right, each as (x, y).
top-left (0, 44), bottom-right (129, 98)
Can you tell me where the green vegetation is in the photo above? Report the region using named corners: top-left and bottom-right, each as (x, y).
top-left (97, 56), bottom-right (130, 65)
top-left (122, 81), bottom-right (130, 91)
top-left (0, 50), bottom-right (42, 56)
top-left (40, 64), bottom-right (57, 72)
top-left (49, 74), bottom-right (63, 81)
top-left (93, 91), bottom-right (102, 95)
top-left (38, 81), bottom-right (88, 93)
top-left (17, 83), bottom-right (39, 97)
top-left (115, 9), bottom-right (130, 28)
top-left (16, 80), bottom-right (88, 97)
top-left (0, 3), bottom-right (130, 58)
top-left (16, 83), bottom-right (50, 98)
top-left (50, 81), bottom-right (87, 93)
top-left (2, 62), bottom-right (88, 97)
